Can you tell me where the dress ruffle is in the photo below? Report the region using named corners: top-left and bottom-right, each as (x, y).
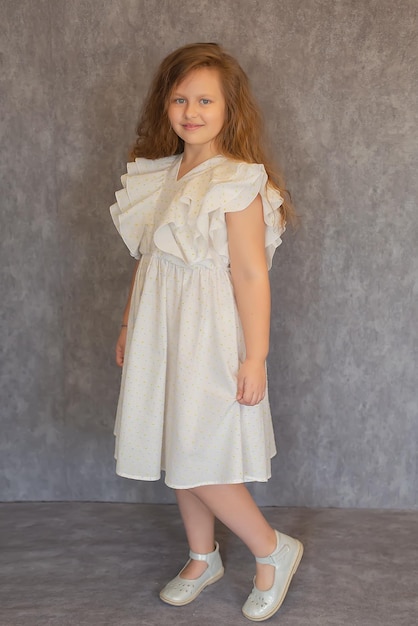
top-left (203, 160), bottom-right (285, 270)
top-left (111, 156), bottom-right (285, 268)
top-left (110, 156), bottom-right (177, 259)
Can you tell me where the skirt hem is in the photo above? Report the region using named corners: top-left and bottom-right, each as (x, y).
top-left (115, 465), bottom-right (274, 489)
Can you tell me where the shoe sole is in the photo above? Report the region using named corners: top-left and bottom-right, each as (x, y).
top-left (159, 568), bottom-right (225, 606)
top-left (242, 540), bottom-right (304, 622)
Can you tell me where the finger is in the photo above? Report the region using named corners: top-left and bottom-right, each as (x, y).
top-left (236, 375), bottom-right (245, 400)
top-left (247, 389), bottom-right (264, 406)
top-left (246, 385), bottom-right (258, 405)
top-left (116, 347), bottom-right (124, 367)
top-left (241, 390), bottom-right (255, 406)
top-left (238, 388), bottom-right (266, 406)
top-left (252, 391), bottom-right (263, 405)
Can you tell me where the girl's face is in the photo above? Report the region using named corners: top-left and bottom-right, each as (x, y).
top-left (168, 68), bottom-right (226, 157)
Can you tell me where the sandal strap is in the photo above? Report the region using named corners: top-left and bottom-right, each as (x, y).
top-left (189, 542), bottom-right (217, 561)
top-left (255, 531), bottom-right (292, 565)
top-left (255, 553), bottom-right (277, 565)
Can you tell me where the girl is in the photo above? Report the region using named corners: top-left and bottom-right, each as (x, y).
top-left (110, 43), bottom-right (303, 621)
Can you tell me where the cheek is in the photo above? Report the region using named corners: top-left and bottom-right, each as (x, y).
top-left (216, 108), bottom-right (226, 129)
top-left (167, 105), bottom-right (179, 126)
top-left (217, 102), bottom-right (226, 123)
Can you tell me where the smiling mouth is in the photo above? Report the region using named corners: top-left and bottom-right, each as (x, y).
top-left (182, 124), bottom-right (203, 130)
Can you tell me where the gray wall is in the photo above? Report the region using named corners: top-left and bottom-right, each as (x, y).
top-left (1, 0), bottom-right (417, 507)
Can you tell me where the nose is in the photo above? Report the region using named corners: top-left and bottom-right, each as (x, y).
top-left (184, 101), bottom-right (198, 119)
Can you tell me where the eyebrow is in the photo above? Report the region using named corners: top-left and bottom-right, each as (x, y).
top-left (171, 92), bottom-right (216, 98)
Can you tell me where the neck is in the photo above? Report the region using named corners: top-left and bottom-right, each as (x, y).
top-left (181, 142), bottom-right (221, 166)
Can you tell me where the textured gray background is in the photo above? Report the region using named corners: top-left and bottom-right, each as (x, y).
top-left (1, 0), bottom-right (417, 507)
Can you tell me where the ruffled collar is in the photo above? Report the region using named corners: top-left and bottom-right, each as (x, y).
top-left (174, 154), bottom-right (226, 183)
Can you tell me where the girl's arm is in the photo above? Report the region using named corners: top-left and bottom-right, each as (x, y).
top-left (226, 195), bottom-right (270, 406)
top-left (115, 259), bottom-right (140, 367)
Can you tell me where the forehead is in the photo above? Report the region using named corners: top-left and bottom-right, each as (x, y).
top-left (173, 67), bottom-right (223, 94)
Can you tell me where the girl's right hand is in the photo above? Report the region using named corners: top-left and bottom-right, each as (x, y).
top-left (115, 328), bottom-right (127, 367)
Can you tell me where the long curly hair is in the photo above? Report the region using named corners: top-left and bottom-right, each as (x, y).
top-left (131, 43), bottom-right (295, 224)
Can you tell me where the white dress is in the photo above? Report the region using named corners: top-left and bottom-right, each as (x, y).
top-left (110, 154), bottom-right (285, 488)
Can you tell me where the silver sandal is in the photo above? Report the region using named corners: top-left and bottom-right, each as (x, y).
top-left (159, 541), bottom-right (224, 606)
top-left (242, 530), bottom-right (303, 621)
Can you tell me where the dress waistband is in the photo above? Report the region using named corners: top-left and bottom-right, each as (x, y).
top-left (141, 250), bottom-right (221, 270)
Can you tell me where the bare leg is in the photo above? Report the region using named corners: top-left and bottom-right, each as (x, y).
top-left (189, 484), bottom-right (277, 591)
top-left (175, 488), bottom-right (216, 580)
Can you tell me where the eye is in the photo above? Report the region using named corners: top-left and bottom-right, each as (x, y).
top-left (174, 98), bottom-right (186, 104)
top-left (200, 98), bottom-right (211, 105)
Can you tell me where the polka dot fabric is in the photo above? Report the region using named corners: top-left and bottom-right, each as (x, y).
top-left (110, 155), bottom-right (285, 488)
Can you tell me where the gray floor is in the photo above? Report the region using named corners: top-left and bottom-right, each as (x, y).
top-left (0, 503), bottom-right (417, 626)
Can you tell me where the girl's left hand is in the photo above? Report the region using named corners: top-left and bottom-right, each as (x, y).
top-left (115, 327), bottom-right (127, 367)
top-left (236, 359), bottom-right (266, 406)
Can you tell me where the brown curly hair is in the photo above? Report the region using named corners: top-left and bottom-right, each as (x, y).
top-left (131, 43), bottom-right (295, 224)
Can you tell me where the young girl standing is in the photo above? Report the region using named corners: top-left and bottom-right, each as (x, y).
top-left (110, 43), bottom-right (303, 621)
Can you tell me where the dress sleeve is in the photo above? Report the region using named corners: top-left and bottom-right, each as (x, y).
top-left (110, 157), bottom-right (173, 259)
top-left (200, 161), bottom-right (285, 269)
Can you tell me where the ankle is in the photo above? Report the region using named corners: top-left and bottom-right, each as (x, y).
top-left (254, 528), bottom-right (278, 560)
top-left (189, 543), bottom-right (216, 557)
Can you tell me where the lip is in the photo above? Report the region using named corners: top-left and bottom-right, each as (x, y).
top-left (182, 124), bottom-right (203, 131)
